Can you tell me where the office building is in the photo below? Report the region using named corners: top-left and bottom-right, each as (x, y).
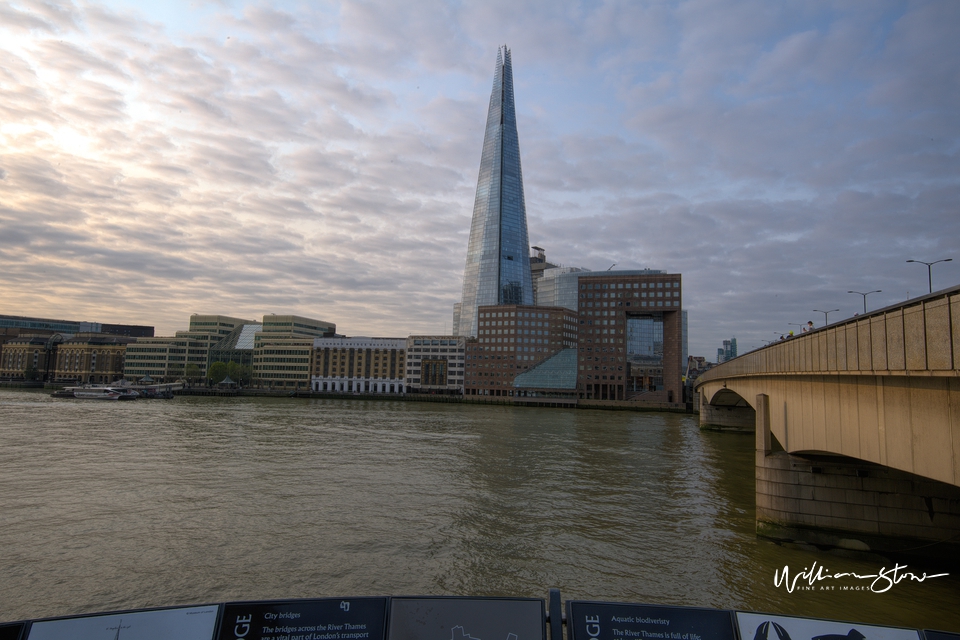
top-left (537, 268), bottom-right (667, 312)
top-left (311, 337), bottom-right (406, 393)
top-left (529, 247), bottom-right (559, 305)
top-left (188, 314), bottom-right (257, 339)
top-left (464, 304), bottom-right (578, 396)
top-left (456, 46), bottom-right (533, 338)
top-left (254, 315), bottom-right (336, 379)
top-left (717, 338), bottom-right (737, 363)
top-left (405, 336), bottom-right (466, 395)
top-left (124, 334), bottom-right (205, 382)
top-left (0, 314), bottom-right (153, 337)
top-left (259, 315), bottom-right (335, 339)
top-left (209, 324), bottom-right (262, 370)
top-left (122, 313), bottom-right (259, 382)
top-left (577, 272), bottom-right (683, 404)
top-left (536, 266), bottom-right (588, 310)
top-left (253, 314), bottom-right (336, 389)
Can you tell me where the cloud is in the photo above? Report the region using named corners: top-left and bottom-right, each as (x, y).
top-left (0, 0), bottom-right (956, 357)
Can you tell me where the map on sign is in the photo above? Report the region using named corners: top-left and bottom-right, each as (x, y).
top-left (26, 605), bottom-right (219, 640)
top-left (387, 597), bottom-right (543, 640)
top-left (450, 625), bottom-right (518, 640)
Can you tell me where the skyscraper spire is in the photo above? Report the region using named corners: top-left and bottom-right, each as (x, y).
top-left (455, 46), bottom-right (533, 338)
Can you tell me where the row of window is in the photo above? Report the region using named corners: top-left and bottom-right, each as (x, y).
top-left (581, 282), bottom-right (678, 290)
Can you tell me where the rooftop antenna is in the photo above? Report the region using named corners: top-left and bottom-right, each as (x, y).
top-left (607, 263), bottom-right (617, 271)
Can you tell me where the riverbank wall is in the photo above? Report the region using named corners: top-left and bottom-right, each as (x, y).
top-left (168, 387), bottom-right (694, 412)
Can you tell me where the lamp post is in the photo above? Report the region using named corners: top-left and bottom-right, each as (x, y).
top-left (813, 309), bottom-right (839, 326)
top-left (906, 258), bottom-right (952, 294)
top-left (848, 290), bottom-right (880, 314)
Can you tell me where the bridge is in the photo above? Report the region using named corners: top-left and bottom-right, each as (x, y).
top-left (696, 284), bottom-right (960, 555)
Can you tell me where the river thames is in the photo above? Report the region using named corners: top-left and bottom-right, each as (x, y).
top-left (0, 389), bottom-right (957, 630)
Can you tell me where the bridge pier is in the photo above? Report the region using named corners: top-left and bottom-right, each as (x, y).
top-left (754, 393), bottom-right (960, 558)
top-left (698, 387), bottom-right (756, 430)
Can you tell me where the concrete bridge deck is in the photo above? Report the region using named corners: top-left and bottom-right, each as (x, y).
top-left (696, 284), bottom-right (960, 553)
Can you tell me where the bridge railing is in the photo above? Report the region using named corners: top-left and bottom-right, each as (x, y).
top-left (698, 284), bottom-right (960, 384)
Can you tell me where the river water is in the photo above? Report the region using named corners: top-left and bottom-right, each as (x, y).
top-left (0, 390), bottom-right (957, 630)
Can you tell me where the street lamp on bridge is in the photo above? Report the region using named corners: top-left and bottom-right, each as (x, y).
top-left (813, 309), bottom-right (839, 326)
top-left (906, 258), bottom-right (952, 294)
top-left (848, 290), bottom-right (881, 314)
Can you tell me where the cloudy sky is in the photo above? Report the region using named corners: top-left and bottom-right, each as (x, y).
top-left (1, 0), bottom-right (957, 356)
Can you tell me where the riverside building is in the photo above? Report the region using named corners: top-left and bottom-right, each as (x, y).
top-left (254, 314), bottom-right (336, 389)
top-left (123, 334), bottom-right (205, 382)
top-left (405, 336), bottom-right (466, 395)
top-left (464, 304), bottom-right (578, 396)
top-left (0, 333), bottom-right (62, 381)
top-left (0, 314), bottom-right (153, 337)
top-left (577, 272), bottom-right (683, 404)
top-left (455, 46), bottom-right (534, 338)
top-left (123, 313), bottom-right (258, 382)
top-left (311, 337), bottom-right (405, 393)
top-left (54, 333), bottom-right (136, 384)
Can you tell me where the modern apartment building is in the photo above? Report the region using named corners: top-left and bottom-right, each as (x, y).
top-left (311, 337), bottom-right (406, 393)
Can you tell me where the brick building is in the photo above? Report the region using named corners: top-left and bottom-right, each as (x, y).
top-left (0, 332), bottom-right (61, 381)
top-left (464, 304), bottom-right (578, 396)
top-left (54, 333), bottom-right (136, 384)
top-left (576, 272), bottom-right (683, 403)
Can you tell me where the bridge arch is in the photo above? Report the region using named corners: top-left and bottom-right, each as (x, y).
top-left (699, 384), bottom-right (756, 430)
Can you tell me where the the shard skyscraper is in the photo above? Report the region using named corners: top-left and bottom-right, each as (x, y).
top-left (455, 46), bottom-right (533, 338)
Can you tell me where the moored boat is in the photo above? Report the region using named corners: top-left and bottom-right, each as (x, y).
top-left (52, 385), bottom-right (140, 400)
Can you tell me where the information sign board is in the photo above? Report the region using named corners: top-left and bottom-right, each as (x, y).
top-left (218, 597), bottom-right (388, 640)
top-left (388, 597), bottom-right (545, 640)
top-left (26, 605), bottom-right (220, 640)
top-left (566, 601), bottom-right (736, 640)
top-left (735, 612), bottom-right (921, 640)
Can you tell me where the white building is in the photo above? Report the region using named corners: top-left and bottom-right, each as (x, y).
top-left (405, 336), bottom-right (466, 395)
top-left (311, 337), bottom-right (406, 394)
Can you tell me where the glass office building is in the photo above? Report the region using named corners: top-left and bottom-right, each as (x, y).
top-left (456, 46), bottom-right (533, 338)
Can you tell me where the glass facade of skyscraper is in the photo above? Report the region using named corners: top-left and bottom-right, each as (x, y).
top-left (456, 46), bottom-right (533, 338)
